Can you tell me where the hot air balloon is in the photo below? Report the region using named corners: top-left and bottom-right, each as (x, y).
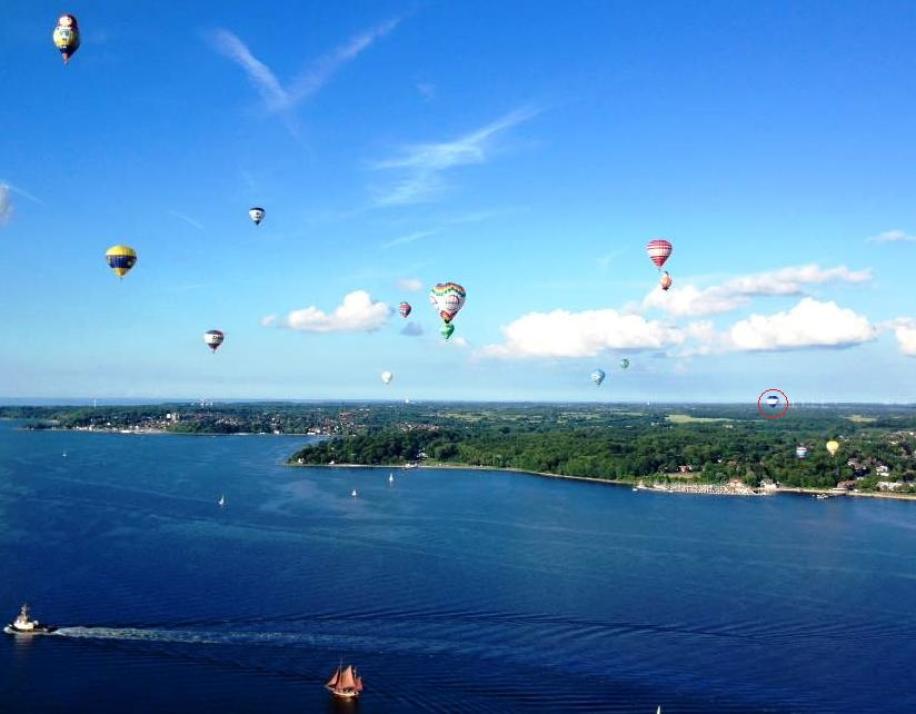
top-left (796, 446), bottom-right (808, 459)
top-left (399, 302), bottom-right (412, 318)
top-left (660, 271), bottom-right (673, 291)
top-left (204, 330), bottom-right (225, 353)
top-left (619, 358), bottom-right (630, 370)
top-left (646, 239), bottom-right (672, 270)
top-left (248, 207), bottom-right (265, 226)
top-left (826, 440), bottom-right (840, 457)
top-left (766, 394), bottom-right (781, 408)
top-left (429, 282), bottom-right (466, 323)
top-left (381, 370), bottom-right (394, 385)
top-left (105, 245), bottom-right (137, 279)
top-left (52, 14), bottom-right (80, 64)
top-left (430, 282), bottom-right (466, 339)
top-left (591, 369), bottom-right (606, 387)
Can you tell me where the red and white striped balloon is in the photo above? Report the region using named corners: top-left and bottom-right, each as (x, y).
top-left (646, 239), bottom-right (672, 269)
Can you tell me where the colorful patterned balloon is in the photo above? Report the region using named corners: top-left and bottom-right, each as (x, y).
top-left (398, 301), bottom-right (412, 318)
top-left (429, 282), bottom-right (466, 324)
top-left (52, 14), bottom-right (80, 64)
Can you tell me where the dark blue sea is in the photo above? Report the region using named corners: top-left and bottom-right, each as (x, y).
top-left (1, 421), bottom-right (914, 713)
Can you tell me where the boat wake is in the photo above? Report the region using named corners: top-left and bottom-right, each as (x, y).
top-left (54, 626), bottom-right (373, 648)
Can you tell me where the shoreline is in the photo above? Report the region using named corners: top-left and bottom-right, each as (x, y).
top-left (290, 462), bottom-right (916, 502)
top-left (22, 426), bottom-right (320, 437)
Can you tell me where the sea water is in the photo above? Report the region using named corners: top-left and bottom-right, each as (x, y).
top-left (1, 421), bottom-right (914, 712)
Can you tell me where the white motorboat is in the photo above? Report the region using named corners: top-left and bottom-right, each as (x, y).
top-left (4, 604), bottom-right (56, 635)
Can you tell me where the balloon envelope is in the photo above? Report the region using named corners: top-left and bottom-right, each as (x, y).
top-left (619, 358), bottom-right (630, 369)
top-left (440, 323), bottom-right (455, 340)
top-left (381, 370), bottom-right (394, 385)
top-left (248, 207), bottom-right (265, 225)
top-left (398, 301), bottom-right (412, 318)
top-left (591, 369), bottom-right (606, 386)
top-left (105, 245), bottom-right (137, 278)
top-left (826, 440), bottom-right (840, 456)
top-left (204, 330), bottom-right (225, 352)
top-left (646, 239), bottom-right (673, 269)
top-left (52, 14), bottom-right (80, 63)
top-left (796, 446), bottom-right (808, 459)
top-left (429, 282), bottom-right (466, 323)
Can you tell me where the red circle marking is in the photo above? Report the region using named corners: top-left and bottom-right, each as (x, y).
top-left (757, 388), bottom-right (790, 419)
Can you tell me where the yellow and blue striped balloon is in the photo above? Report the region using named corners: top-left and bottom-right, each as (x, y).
top-left (105, 245), bottom-right (137, 279)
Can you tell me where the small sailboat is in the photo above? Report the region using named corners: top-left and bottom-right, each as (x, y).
top-left (62, 452), bottom-right (67, 458)
top-left (325, 662), bottom-right (364, 699)
top-left (815, 493), bottom-right (829, 500)
top-left (388, 473), bottom-right (395, 485)
top-left (657, 707), bottom-right (662, 714)
top-left (351, 489), bottom-right (358, 498)
top-left (4, 603), bottom-right (56, 636)
top-left (217, 495), bottom-right (226, 508)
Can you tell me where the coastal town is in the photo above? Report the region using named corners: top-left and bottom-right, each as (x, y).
top-left (6, 402), bottom-right (915, 498)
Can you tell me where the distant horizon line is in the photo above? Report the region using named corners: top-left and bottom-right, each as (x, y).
top-left (1, 398), bottom-right (915, 408)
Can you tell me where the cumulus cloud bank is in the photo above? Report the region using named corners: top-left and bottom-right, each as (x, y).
top-left (480, 309), bottom-right (684, 359)
top-left (893, 320), bottom-right (916, 356)
top-left (644, 264), bottom-right (872, 317)
top-left (727, 298), bottom-right (877, 351)
top-left (265, 291), bottom-right (389, 333)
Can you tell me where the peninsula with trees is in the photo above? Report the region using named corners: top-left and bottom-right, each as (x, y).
top-left (4, 402), bottom-right (915, 496)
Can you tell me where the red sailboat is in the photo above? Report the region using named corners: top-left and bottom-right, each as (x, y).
top-left (325, 662), bottom-right (364, 699)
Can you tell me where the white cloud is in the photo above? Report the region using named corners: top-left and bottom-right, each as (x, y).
top-left (382, 229), bottom-right (437, 249)
top-left (400, 321), bottom-right (423, 337)
top-left (287, 19), bottom-right (399, 106)
top-left (0, 185), bottom-right (12, 225)
top-left (869, 229), bottom-right (916, 243)
top-left (396, 277), bottom-right (423, 292)
top-left (209, 19), bottom-right (398, 113)
top-left (481, 309), bottom-right (684, 359)
top-left (645, 283), bottom-right (746, 318)
top-left (266, 291), bottom-right (389, 333)
top-left (893, 320), bottom-right (916, 356)
top-left (644, 263), bottom-right (872, 317)
top-left (727, 298), bottom-right (877, 351)
top-left (168, 210), bottom-right (204, 232)
top-left (0, 180), bottom-right (43, 206)
top-left (209, 29), bottom-right (289, 110)
top-left (371, 107), bottom-right (538, 206)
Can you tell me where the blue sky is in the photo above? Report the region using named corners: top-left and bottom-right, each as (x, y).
top-left (2, 1), bottom-right (915, 402)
